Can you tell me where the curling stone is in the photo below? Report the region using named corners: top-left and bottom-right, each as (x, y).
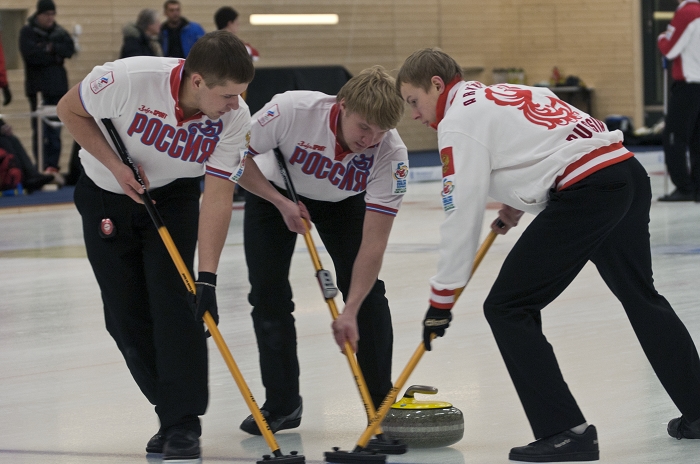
top-left (381, 385), bottom-right (464, 448)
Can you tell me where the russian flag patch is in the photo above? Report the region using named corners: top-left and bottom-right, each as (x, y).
top-left (258, 104), bottom-right (280, 126)
top-left (90, 71), bottom-right (114, 94)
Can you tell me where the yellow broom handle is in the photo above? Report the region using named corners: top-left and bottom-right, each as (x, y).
top-left (157, 226), bottom-right (283, 454)
top-left (356, 230), bottom-right (498, 448)
top-left (301, 221), bottom-right (382, 425)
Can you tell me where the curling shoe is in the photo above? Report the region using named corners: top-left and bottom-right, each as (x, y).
top-left (162, 429), bottom-right (200, 461)
top-left (145, 432), bottom-right (164, 454)
top-left (508, 425), bottom-right (599, 462)
top-left (657, 189), bottom-right (695, 202)
top-left (668, 415), bottom-right (700, 439)
top-left (240, 401), bottom-right (302, 436)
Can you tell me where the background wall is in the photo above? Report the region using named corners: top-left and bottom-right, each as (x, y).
top-left (0, 0), bottom-right (644, 168)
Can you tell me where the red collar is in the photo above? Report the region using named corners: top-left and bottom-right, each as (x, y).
top-left (431, 76), bottom-right (463, 129)
top-left (169, 59), bottom-right (204, 125)
top-left (329, 103), bottom-right (352, 160)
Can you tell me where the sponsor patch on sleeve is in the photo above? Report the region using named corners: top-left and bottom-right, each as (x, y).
top-left (440, 146), bottom-right (455, 177)
top-left (90, 71), bottom-right (115, 94)
top-left (230, 150), bottom-right (247, 183)
top-left (391, 160), bottom-right (409, 194)
top-left (257, 104), bottom-right (280, 126)
top-left (441, 177), bottom-right (456, 211)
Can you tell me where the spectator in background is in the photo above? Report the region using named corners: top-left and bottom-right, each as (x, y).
top-left (0, 37), bottom-right (12, 107)
top-left (657, 0), bottom-right (700, 202)
top-left (121, 9), bottom-right (163, 59)
top-left (215, 5), bottom-right (259, 202)
top-left (19, 0), bottom-right (75, 185)
top-left (160, 0), bottom-right (205, 58)
top-left (214, 7), bottom-right (259, 61)
top-left (0, 120), bottom-right (54, 193)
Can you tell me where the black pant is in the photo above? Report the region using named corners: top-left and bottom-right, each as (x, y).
top-left (244, 187), bottom-right (393, 414)
top-left (64, 141), bottom-right (82, 186)
top-left (28, 93), bottom-right (63, 170)
top-left (74, 174), bottom-right (208, 435)
top-left (663, 81), bottom-right (700, 193)
top-left (484, 158), bottom-right (700, 439)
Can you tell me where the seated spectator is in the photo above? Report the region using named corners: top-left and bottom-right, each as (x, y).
top-left (121, 9), bottom-right (163, 58)
top-left (0, 120), bottom-right (54, 193)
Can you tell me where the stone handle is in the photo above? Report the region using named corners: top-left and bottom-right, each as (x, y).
top-left (403, 385), bottom-right (438, 398)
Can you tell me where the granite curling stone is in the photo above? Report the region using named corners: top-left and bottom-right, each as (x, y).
top-left (381, 385), bottom-right (464, 448)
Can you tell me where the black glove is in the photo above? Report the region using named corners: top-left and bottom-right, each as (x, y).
top-left (2, 86), bottom-right (11, 106)
top-left (423, 305), bottom-right (452, 351)
top-left (189, 272), bottom-right (219, 336)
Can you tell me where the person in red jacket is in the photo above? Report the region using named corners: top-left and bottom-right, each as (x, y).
top-left (657, 0), bottom-right (700, 201)
top-left (0, 37), bottom-right (12, 107)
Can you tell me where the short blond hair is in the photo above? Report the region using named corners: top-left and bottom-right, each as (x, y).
top-left (336, 65), bottom-right (404, 130)
top-left (396, 48), bottom-right (462, 93)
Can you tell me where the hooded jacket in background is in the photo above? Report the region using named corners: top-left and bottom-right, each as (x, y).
top-left (120, 23), bottom-right (163, 59)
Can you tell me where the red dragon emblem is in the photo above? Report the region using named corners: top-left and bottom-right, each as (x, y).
top-left (484, 84), bottom-right (580, 129)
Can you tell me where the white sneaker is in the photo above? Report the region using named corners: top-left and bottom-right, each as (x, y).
top-left (44, 167), bottom-right (65, 187)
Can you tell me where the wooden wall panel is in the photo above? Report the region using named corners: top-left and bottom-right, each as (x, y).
top-left (496, 0), bottom-right (641, 124)
top-left (0, 0), bottom-right (644, 168)
top-left (390, 1), bottom-right (440, 151)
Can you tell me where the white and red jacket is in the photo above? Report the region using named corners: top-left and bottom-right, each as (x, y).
top-left (248, 90), bottom-right (409, 216)
top-left (79, 56), bottom-right (251, 193)
top-left (245, 42), bottom-right (260, 62)
top-left (658, 0), bottom-right (700, 83)
top-left (429, 79), bottom-right (632, 309)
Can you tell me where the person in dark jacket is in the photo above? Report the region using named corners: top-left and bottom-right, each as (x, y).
top-left (160, 0), bottom-right (205, 58)
top-left (121, 9), bottom-right (163, 59)
top-left (19, 0), bottom-right (75, 181)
